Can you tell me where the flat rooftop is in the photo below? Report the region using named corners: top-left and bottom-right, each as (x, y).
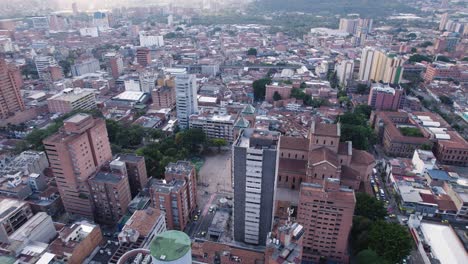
top-left (64, 113), bottom-right (90, 124)
top-left (420, 222), bottom-right (468, 264)
top-left (150, 230), bottom-right (191, 261)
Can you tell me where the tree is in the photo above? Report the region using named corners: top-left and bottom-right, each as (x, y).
top-left (408, 54), bottom-right (432, 63)
top-left (273, 91), bottom-right (282, 101)
top-left (355, 193), bottom-right (387, 221)
top-left (300, 82), bottom-right (306, 89)
top-left (210, 138), bottom-right (227, 152)
top-left (435, 55), bottom-right (452, 63)
top-left (354, 105), bottom-right (372, 119)
top-left (247, 48), bottom-right (257, 56)
top-left (356, 249), bottom-right (390, 264)
top-left (368, 221), bottom-right (412, 263)
top-left (439, 95), bottom-right (453, 106)
top-left (328, 71), bottom-right (339, 88)
top-left (356, 83), bottom-right (370, 94)
top-left (252, 78), bottom-right (272, 101)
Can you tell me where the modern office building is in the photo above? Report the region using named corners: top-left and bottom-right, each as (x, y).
top-left (47, 88), bottom-right (96, 114)
top-left (175, 74), bottom-right (198, 129)
top-left (335, 59), bottom-right (354, 87)
top-left (88, 159), bottom-right (132, 224)
top-left (0, 58), bottom-right (24, 119)
top-left (359, 47), bottom-right (405, 84)
top-left (71, 58), bottom-right (100, 77)
top-left (367, 83), bottom-right (405, 111)
top-left (298, 179), bottom-right (355, 263)
top-left (43, 113), bottom-right (113, 219)
top-left (233, 129), bottom-right (280, 246)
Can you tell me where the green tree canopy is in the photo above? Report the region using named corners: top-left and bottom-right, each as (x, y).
top-left (439, 95), bottom-right (453, 106)
top-left (209, 138), bottom-right (228, 152)
top-left (408, 54), bottom-right (433, 63)
top-left (368, 221), bottom-right (412, 263)
top-left (253, 78), bottom-right (272, 101)
top-left (355, 193), bottom-right (387, 221)
top-left (356, 249), bottom-right (390, 264)
top-left (247, 48), bottom-right (258, 56)
top-left (273, 91), bottom-right (282, 101)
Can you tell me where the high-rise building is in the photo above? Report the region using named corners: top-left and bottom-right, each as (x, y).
top-left (43, 113), bottom-right (113, 219)
top-left (34, 56), bottom-right (58, 80)
top-left (367, 83), bottom-right (405, 111)
top-left (233, 129), bottom-right (280, 246)
top-left (335, 59), bottom-right (355, 87)
top-left (150, 161), bottom-right (197, 231)
top-left (139, 72), bottom-right (156, 93)
top-left (93, 12), bottom-right (109, 29)
top-left (72, 2), bottom-right (79, 15)
top-left (71, 58), bottom-right (100, 76)
top-left (338, 18), bottom-right (359, 34)
top-left (47, 88), bottom-right (96, 114)
top-left (297, 179), bottom-right (355, 263)
top-left (439, 13), bottom-right (449, 31)
top-left (175, 74), bottom-right (198, 129)
top-left (104, 52), bottom-right (124, 79)
top-left (88, 159), bottom-right (132, 224)
top-left (359, 47), bottom-right (405, 84)
top-left (0, 59), bottom-right (24, 119)
top-left (136, 47), bottom-right (151, 66)
top-left (152, 86), bottom-right (176, 110)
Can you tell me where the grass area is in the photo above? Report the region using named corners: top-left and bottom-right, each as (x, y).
top-left (399, 127), bottom-right (424, 137)
top-left (190, 156), bottom-right (205, 173)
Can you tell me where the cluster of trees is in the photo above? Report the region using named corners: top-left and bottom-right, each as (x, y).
top-left (136, 128), bottom-right (209, 178)
top-left (247, 48), bottom-right (258, 56)
top-left (351, 193), bottom-right (412, 263)
top-left (290, 88), bottom-right (326, 107)
top-left (253, 78), bottom-right (272, 101)
top-left (254, 0), bottom-right (418, 17)
top-left (408, 54), bottom-right (433, 63)
top-left (337, 105), bottom-right (376, 150)
top-left (439, 95), bottom-right (454, 106)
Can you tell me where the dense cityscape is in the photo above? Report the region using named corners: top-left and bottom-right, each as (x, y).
top-left (0, 0), bottom-right (467, 263)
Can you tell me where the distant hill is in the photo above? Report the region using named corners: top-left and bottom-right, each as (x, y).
top-left (252, 0), bottom-right (418, 17)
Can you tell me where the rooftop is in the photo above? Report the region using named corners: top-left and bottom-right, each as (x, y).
top-left (420, 222), bottom-right (468, 264)
top-left (150, 230), bottom-right (191, 261)
top-left (48, 88), bottom-right (95, 102)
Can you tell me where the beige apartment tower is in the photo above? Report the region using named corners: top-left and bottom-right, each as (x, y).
top-left (43, 113), bottom-right (113, 219)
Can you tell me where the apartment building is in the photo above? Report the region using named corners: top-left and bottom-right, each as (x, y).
top-left (43, 113), bottom-right (113, 219)
top-left (0, 199), bottom-right (34, 243)
top-left (367, 83), bottom-right (405, 111)
top-left (189, 113), bottom-right (237, 143)
top-left (150, 161), bottom-right (197, 231)
top-left (117, 154), bottom-right (149, 197)
top-left (297, 179), bottom-right (355, 263)
top-left (47, 88), bottom-right (96, 114)
top-left (0, 58), bottom-right (25, 119)
top-left (88, 159), bottom-right (132, 224)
